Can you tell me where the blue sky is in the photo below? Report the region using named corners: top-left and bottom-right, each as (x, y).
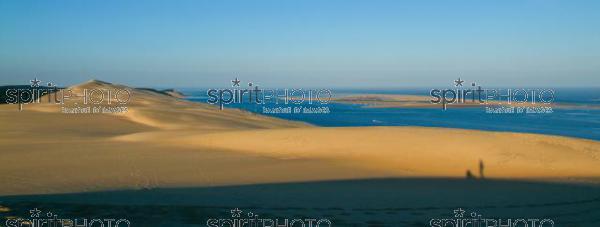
top-left (1, 0), bottom-right (598, 87)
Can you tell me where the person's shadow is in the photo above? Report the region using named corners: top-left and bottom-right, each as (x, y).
top-left (465, 159), bottom-right (485, 180)
top-left (465, 170), bottom-right (474, 179)
top-left (479, 159), bottom-right (485, 179)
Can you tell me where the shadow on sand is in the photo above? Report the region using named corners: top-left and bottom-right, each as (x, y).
top-left (1, 178), bottom-right (599, 226)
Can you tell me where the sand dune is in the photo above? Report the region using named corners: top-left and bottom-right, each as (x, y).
top-left (0, 80), bottom-right (599, 196)
top-left (173, 127), bottom-right (600, 178)
top-left (27, 80), bottom-right (308, 130)
top-left (332, 94), bottom-right (599, 109)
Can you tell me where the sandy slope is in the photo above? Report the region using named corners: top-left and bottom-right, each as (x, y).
top-left (173, 127), bottom-right (600, 178)
top-left (0, 80), bottom-right (599, 196)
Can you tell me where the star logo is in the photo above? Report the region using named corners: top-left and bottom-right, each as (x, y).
top-left (30, 78), bottom-right (41, 87)
top-left (29, 208), bottom-right (41, 218)
top-left (454, 78), bottom-right (464, 87)
top-left (453, 208), bottom-right (465, 218)
top-left (230, 208), bottom-right (242, 218)
top-left (232, 78), bottom-right (241, 87)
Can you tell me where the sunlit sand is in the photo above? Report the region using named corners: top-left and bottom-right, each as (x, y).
top-left (0, 80), bottom-right (599, 197)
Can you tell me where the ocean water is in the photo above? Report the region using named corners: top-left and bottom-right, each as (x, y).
top-left (182, 88), bottom-right (600, 141)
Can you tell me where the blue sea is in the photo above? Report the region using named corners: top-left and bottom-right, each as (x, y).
top-left (181, 88), bottom-right (600, 141)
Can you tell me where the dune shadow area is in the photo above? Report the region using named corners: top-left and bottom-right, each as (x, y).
top-left (1, 178), bottom-right (600, 226)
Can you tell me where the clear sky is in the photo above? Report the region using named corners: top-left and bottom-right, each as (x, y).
top-left (1, 0), bottom-right (598, 87)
